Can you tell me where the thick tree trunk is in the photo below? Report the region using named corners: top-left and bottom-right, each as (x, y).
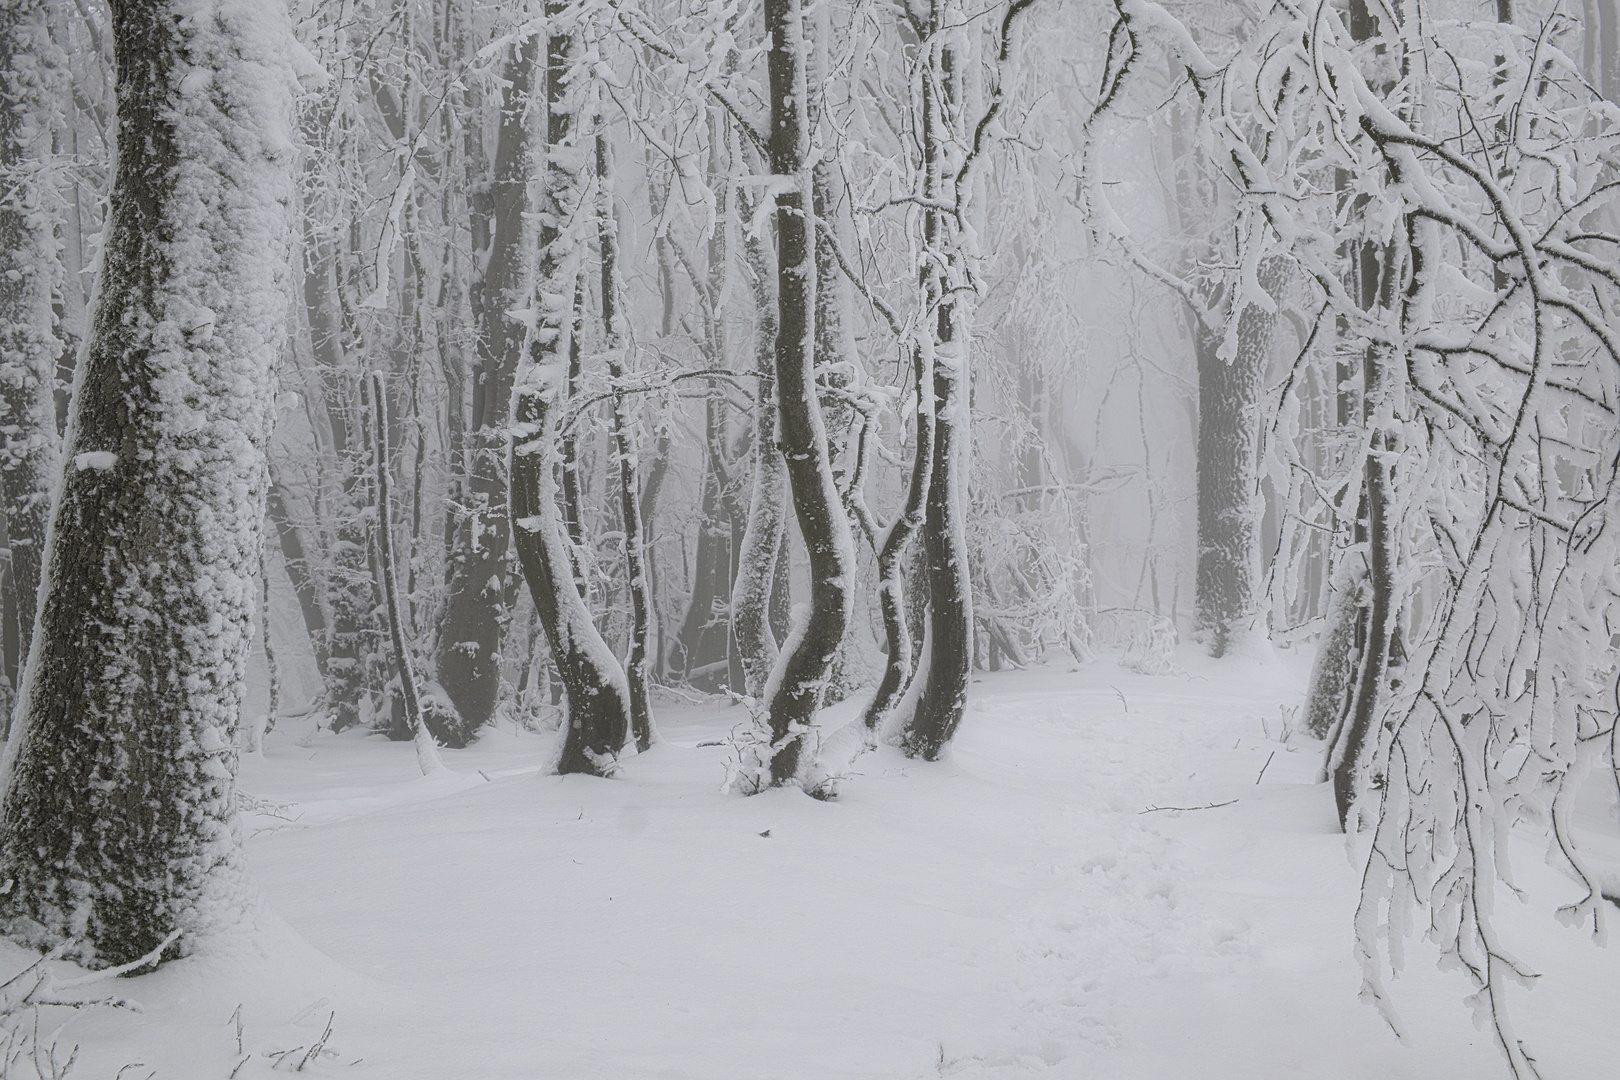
top-left (760, 0), bottom-right (854, 785)
top-left (1194, 258), bottom-right (1289, 656)
top-left (435, 34), bottom-right (537, 733)
top-left (0, 0), bottom-right (67, 696)
top-left (0, 0), bottom-right (298, 966)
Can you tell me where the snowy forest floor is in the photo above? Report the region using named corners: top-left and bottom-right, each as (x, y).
top-left (5, 647), bottom-right (1616, 1079)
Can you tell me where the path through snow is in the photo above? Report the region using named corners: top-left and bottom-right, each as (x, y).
top-left (15, 650), bottom-right (1615, 1078)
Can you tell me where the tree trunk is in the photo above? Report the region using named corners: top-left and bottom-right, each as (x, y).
top-left (509, 11), bottom-right (631, 777)
top-left (759, 0), bottom-right (854, 785)
top-left (0, 0), bottom-right (67, 698)
top-left (265, 465), bottom-right (330, 680)
top-left (370, 372), bottom-right (444, 774)
top-left (598, 125), bottom-right (655, 751)
top-left (902, 27), bottom-right (973, 761)
top-left (730, 194), bottom-right (787, 700)
top-left (1194, 258), bottom-right (1289, 656)
top-left (0, 0), bottom-right (299, 966)
top-left (863, 337), bottom-right (935, 730)
top-left (435, 34), bottom-right (537, 733)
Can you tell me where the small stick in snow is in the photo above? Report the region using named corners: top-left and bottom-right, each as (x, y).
top-left (1139, 799), bottom-right (1238, 814)
top-left (1256, 751), bottom-right (1276, 785)
top-left (1111, 685), bottom-right (1128, 711)
top-left (298, 1012), bottom-right (334, 1071)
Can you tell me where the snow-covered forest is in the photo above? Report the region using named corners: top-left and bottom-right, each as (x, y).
top-left (0, 0), bottom-right (1616, 1075)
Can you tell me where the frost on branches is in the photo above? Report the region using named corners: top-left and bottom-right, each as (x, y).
top-left (1089, 1), bottom-right (1620, 1074)
top-left (0, 0), bottom-right (304, 967)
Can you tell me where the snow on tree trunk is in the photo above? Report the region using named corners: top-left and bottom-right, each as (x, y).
top-left (509, 12), bottom-right (630, 778)
top-left (753, 0), bottom-right (855, 788)
top-left (902, 25), bottom-right (974, 762)
top-left (0, 0), bottom-right (67, 699)
top-left (0, 0), bottom-right (302, 967)
top-left (435, 34), bottom-right (538, 735)
top-left (903, 329), bottom-right (974, 760)
top-left (729, 187), bottom-right (788, 702)
top-left (863, 336), bottom-right (935, 731)
top-left (370, 372), bottom-right (445, 776)
top-left (1194, 257), bottom-right (1289, 657)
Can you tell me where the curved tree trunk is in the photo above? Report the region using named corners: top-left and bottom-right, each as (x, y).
top-left (0, 0), bottom-right (299, 966)
top-left (760, 0), bottom-right (854, 785)
top-left (509, 11), bottom-right (631, 777)
top-left (862, 338), bottom-right (935, 731)
top-left (902, 25), bottom-right (973, 761)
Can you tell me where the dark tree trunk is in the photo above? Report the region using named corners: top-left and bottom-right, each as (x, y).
top-left (760, 0), bottom-right (854, 785)
top-left (509, 12), bottom-right (631, 777)
top-left (1194, 258), bottom-right (1289, 656)
top-left (902, 26), bottom-right (973, 761)
top-left (435, 34), bottom-right (538, 733)
top-left (0, 0), bottom-right (298, 966)
top-left (862, 338), bottom-right (935, 730)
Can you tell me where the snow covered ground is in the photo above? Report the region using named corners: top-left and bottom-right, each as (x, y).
top-left (5, 647), bottom-right (1616, 1079)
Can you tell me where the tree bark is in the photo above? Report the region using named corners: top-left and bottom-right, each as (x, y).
top-left (760, 0), bottom-right (854, 785)
top-left (1194, 258), bottom-right (1289, 656)
top-left (435, 33), bottom-right (538, 733)
top-left (509, 10), bottom-right (631, 777)
top-left (370, 372), bottom-right (444, 775)
top-left (730, 189), bottom-right (788, 701)
top-left (0, 0), bottom-right (299, 966)
top-left (902, 26), bottom-right (973, 761)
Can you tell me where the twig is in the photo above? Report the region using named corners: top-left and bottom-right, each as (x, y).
top-left (1256, 751), bottom-right (1276, 785)
top-left (1139, 799), bottom-right (1238, 814)
top-left (298, 1012), bottom-right (334, 1071)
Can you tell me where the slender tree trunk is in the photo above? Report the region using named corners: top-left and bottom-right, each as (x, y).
top-left (730, 192), bottom-right (787, 700)
top-left (0, 0), bottom-right (67, 698)
top-left (371, 372), bottom-right (444, 775)
top-left (903, 26), bottom-right (973, 761)
top-left (510, 10), bottom-right (631, 777)
top-left (863, 338), bottom-right (935, 730)
top-left (265, 465), bottom-right (330, 679)
top-left (597, 125), bottom-right (654, 751)
top-left (0, 0), bottom-right (299, 966)
top-left (759, 0), bottom-right (854, 785)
